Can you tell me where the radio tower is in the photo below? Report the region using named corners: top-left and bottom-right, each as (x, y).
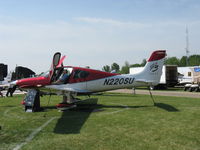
top-left (185, 26), bottom-right (190, 66)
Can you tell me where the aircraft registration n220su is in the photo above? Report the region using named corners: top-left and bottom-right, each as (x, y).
top-left (11, 50), bottom-right (166, 112)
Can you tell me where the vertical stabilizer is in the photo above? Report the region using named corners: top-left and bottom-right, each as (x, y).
top-left (135, 50), bottom-right (166, 85)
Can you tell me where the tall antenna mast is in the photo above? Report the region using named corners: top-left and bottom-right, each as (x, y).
top-left (185, 26), bottom-right (190, 66)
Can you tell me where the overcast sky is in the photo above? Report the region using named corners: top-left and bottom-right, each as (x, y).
top-left (0, 0), bottom-right (200, 73)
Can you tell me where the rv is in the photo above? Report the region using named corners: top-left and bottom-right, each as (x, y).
top-left (184, 66), bottom-right (200, 92)
top-left (129, 65), bottom-right (178, 89)
top-left (177, 67), bottom-right (192, 85)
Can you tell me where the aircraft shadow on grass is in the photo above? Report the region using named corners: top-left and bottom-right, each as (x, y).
top-left (53, 98), bottom-right (99, 134)
top-left (53, 98), bottom-right (160, 134)
top-left (53, 98), bottom-right (179, 134)
top-left (154, 103), bottom-right (179, 112)
top-left (98, 94), bottom-right (179, 112)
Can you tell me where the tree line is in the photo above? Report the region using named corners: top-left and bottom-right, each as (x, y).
top-left (102, 54), bottom-right (200, 74)
top-left (164, 55), bottom-right (200, 67)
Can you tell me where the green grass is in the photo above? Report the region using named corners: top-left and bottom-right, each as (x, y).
top-left (0, 93), bottom-right (200, 150)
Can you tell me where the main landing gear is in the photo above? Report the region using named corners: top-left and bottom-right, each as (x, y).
top-left (56, 92), bottom-right (78, 111)
top-left (22, 90), bottom-right (80, 112)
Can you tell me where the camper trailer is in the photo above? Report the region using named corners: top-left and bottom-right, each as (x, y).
top-left (129, 65), bottom-right (178, 89)
top-left (177, 67), bottom-right (192, 85)
top-left (184, 67), bottom-right (200, 92)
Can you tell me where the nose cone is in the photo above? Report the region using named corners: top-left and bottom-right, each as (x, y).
top-left (16, 76), bottom-right (50, 88)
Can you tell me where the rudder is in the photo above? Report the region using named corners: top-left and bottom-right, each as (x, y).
top-left (136, 50), bottom-right (166, 85)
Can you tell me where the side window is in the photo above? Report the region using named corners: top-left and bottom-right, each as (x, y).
top-left (73, 70), bottom-right (89, 79)
top-left (188, 72), bottom-right (191, 77)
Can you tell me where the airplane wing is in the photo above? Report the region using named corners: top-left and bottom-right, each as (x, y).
top-left (0, 80), bottom-right (19, 88)
top-left (45, 85), bottom-right (91, 94)
top-left (0, 84), bottom-right (10, 88)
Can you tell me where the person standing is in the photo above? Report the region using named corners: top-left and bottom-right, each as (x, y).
top-left (6, 85), bottom-right (16, 97)
top-left (0, 87), bottom-right (3, 97)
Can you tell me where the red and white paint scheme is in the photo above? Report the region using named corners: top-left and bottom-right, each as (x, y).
top-left (12, 50), bottom-right (166, 104)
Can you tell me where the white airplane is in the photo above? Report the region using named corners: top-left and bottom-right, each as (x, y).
top-left (12, 50), bottom-right (166, 111)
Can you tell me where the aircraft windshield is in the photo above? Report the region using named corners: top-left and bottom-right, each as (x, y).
top-left (65, 67), bottom-right (73, 74)
top-left (39, 71), bottom-right (49, 77)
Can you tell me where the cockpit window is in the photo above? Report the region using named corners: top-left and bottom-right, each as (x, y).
top-left (66, 67), bottom-right (73, 74)
top-left (73, 70), bottom-right (89, 79)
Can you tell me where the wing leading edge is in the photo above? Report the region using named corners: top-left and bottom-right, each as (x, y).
top-left (45, 85), bottom-right (91, 94)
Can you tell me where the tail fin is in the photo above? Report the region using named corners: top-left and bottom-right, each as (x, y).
top-left (136, 50), bottom-right (166, 85)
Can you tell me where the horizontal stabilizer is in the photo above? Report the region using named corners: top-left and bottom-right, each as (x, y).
top-left (135, 79), bottom-right (155, 84)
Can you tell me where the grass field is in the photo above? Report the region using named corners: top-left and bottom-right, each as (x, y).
top-left (0, 93), bottom-right (200, 150)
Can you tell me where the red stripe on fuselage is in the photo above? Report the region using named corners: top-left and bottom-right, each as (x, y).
top-left (16, 66), bottom-right (119, 88)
